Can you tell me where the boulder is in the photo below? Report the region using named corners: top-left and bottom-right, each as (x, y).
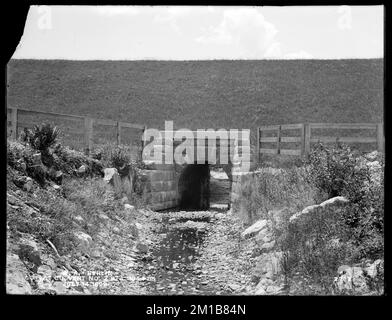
top-left (18, 239), bottom-right (41, 267)
top-left (103, 168), bottom-right (122, 195)
top-left (73, 231), bottom-right (93, 254)
top-left (241, 219), bottom-right (268, 239)
top-left (290, 196), bottom-right (349, 224)
top-left (6, 253), bottom-right (32, 294)
top-left (333, 266), bottom-right (369, 294)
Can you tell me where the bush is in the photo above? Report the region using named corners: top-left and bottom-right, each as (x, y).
top-left (20, 123), bottom-right (60, 152)
top-left (305, 142), bottom-right (358, 201)
top-left (232, 167), bottom-right (315, 224)
top-left (306, 142), bottom-right (384, 260)
top-left (277, 143), bottom-right (385, 293)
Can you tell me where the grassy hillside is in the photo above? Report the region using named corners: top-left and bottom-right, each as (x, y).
top-left (7, 59), bottom-right (383, 136)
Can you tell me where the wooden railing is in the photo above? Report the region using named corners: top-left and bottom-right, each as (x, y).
top-left (256, 122), bottom-right (384, 161)
top-left (6, 107), bottom-right (146, 155)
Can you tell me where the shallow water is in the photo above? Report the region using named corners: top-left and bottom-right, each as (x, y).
top-left (144, 206), bottom-right (227, 295)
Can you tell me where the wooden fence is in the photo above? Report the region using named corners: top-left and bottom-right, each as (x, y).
top-left (256, 122), bottom-right (384, 162)
top-left (6, 107), bottom-right (146, 156)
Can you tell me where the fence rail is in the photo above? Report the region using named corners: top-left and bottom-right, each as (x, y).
top-left (6, 107), bottom-right (146, 156)
top-left (256, 122), bottom-right (384, 162)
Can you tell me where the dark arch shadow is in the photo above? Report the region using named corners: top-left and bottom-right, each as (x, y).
top-left (178, 164), bottom-right (210, 211)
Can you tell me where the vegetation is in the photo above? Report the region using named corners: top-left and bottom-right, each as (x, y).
top-left (233, 143), bottom-right (384, 294)
top-left (20, 123), bottom-right (61, 152)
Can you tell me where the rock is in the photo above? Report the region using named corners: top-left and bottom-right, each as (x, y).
top-left (53, 184), bottom-right (61, 191)
top-left (333, 266), bottom-right (369, 294)
top-left (129, 224), bottom-right (139, 238)
top-left (6, 253), bottom-right (32, 294)
top-left (49, 168), bottom-right (63, 184)
top-left (32, 153), bottom-right (42, 166)
top-left (215, 212), bottom-right (225, 219)
top-left (265, 284), bottom-right (285, 295)
top-left (73, 215), bottom-right (85, 224)
top-left (73, 231), bottom-right (93, 254)
top-left (255, 227), bottom-right (273, 246)
top-left (52, 281), bottom-right (67, 294)
top-left (255, 286), bottom-right (266, 295)
top-left (77, 165), bottom-right (87, 174)
top-left (18, 239), bottom-right (41, 267)
top-left (228, 283), bottom-right (241, 292)
top-left (44, 256), bottom-right (57, 270)
top-left (136, 242), bottom-right (148, 254)
top-left (124, 203), bottom-right (135, 211)
top-left (260, 240), bottom-right (276, 252)
top-left (290, 196), bottom-right (349, 224)
top-left (103, 168), bottom-right (122, 195)
top-left (98, 213), bottom-right (110, 224)
top-left (363, 151), bottom-right (380, 162)
top-left (112, 226), bottom-right (121, 235)
top-left (255, 252), bottom-right (283, 279)
top-left (23, 177), bottom-right (33, 192)
top-left (16, 159), bottom-right (27, 171)
top-left (135, 222), bottom-right (143, 230)
top-left (241, 219), bottom-right (268, 238)
top-left (364, 259), bottom-right (384, 279)
top-left (37, 264), bottom-right (53, 278)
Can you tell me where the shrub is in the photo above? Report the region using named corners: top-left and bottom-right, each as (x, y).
top-left (305, 142), bottom-right (358, 201)
top-left (109, 146), bottom-right (131, 172)
top-left (306, 142), bottom-right (384, 260)
top-left (232, 167), bottom-right (315, 224)
top-left (20, 123), bottom-right (60, 152)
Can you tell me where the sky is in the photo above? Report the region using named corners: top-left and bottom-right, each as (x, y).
top-left (12, 5), bottom-right (384, 60)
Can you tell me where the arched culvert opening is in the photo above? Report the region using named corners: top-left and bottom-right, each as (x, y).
top-left (178, 164), bottom-right (210, 210)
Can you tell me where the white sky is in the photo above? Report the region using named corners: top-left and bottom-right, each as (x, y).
top-left (12, 5), bottom-right (384, 60)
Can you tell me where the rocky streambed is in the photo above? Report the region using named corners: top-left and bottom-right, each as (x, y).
top-left (136, 204), bottom-right (256, 295)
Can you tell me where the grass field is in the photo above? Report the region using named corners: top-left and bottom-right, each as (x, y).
top-left (7, 59), bottom-right (383, 143)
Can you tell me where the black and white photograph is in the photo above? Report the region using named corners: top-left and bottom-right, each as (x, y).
top-left (5, 4), bottom-right (384, 298)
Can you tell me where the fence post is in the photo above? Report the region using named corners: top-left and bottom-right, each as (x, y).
top-left (276, 125), bottom-right (281, 155)
top-left (84, 117), bottom-right (93, 156)
top-left (256, 127), bottom-right (260, 165)
top-left (304, 123), bottom-right (311, 158)
top-left (10, 108), bottom-right (18, 140)
top-left (140, 125), bottom-right (147, 161)
top-left (116, 121), bottom-right (121, 146)
top-left (300, 123), bottom-right (305, 156)
top-left (377, 122), bottom-right (384, 153)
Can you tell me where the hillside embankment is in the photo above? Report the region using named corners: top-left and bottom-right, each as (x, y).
top-left (6, 135), bottom-right (384, 295)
